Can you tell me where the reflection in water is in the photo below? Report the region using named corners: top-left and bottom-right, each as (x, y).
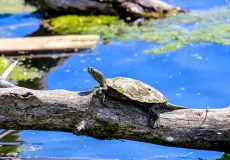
top-left (0, 130), bottom-right (43, 157)
top-left (0, 13), bottom-right (40, 38)
top-left (218, 154), bottom-right (230, 160)
top-left (0, 130), bottom-right (23, 155)
top-left (17, 56), bottom-right (71, 89)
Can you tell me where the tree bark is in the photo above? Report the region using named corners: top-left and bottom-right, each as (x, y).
top-left (0, 77), bottom-right (230, 153)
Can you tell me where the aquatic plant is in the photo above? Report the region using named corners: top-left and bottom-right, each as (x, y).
top-left (0, 58), bottom-right (40, 81)
top-left (0, 0), bottom-right (36, 14)
top-left (217, 153), bottom-right (230, 160)
top-left (49, 6), bottom-right (230, 54)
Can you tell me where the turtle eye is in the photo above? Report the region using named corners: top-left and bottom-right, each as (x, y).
top-left (88, 67), bottom-right (94, 73)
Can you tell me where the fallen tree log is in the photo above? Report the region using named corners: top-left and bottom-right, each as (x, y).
top-left (26, 0), bottom-right (188, 19)
top-left (0, 63), bottom-right (229, 153)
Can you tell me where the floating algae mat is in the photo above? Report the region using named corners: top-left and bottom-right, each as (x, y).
top-left (49, 6), bottom-right (230, 54)
top-left (0, 58), bottom-right (39, 82)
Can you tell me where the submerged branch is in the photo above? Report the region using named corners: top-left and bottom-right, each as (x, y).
top-left (0, 62), bottom-right (229, 153)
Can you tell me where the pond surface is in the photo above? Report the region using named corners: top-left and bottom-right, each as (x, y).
top-left (0, 0), bottom-right (230, 159)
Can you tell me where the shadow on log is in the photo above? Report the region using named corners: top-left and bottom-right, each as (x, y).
top-left (0, 62), bottom-right (229, 153)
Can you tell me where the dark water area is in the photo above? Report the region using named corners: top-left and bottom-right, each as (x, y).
top-left (0, 0), bottom-right (230, 159)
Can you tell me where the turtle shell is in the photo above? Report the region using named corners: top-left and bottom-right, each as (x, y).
top-left (106, 77), bottom-right (168, 104)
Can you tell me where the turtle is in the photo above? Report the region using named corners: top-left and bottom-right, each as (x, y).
top-left (88, 67), bottom-right (187, 128)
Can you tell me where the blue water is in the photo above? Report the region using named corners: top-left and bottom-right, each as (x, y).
top-left (0, 13), bottom-right (40, 38)
top-left (0, 1), bottom-right (230, 159)
top-left (165, 0), bottom-right (229, 10)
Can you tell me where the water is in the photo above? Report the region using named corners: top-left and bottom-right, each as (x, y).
top-left (0, 1), bottom-right (230, 159)
top-left (47, 42), bottom-right (230, 109)
top-left (165, 0), bottom-right (229, 10)
top-left (0, 13), bottom-right (40, 38)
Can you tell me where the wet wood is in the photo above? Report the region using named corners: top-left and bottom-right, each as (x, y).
top-left (0, 63), bottom-right (230, 153)
top-left (0, 35), bottom-right (100, 53)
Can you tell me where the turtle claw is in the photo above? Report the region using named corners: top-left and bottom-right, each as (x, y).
top-left (101, 92), bottom-right (106, 104)
top-left (149, 117), bottom-right (160, 128)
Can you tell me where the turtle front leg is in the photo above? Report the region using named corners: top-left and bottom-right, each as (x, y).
top-left (94, 86), bottom-right (107, 103)
top-left (97, 87), bottom-right (107, 103)
top-left (149, 105), bottom-right (160, 128)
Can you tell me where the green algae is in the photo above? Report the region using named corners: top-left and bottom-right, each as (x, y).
top-left (50, 15), bottom-right (128, 39)
top-left (217, 154), bottom-right (230, 160)
top-left (144, 42), bottom-right (182, 54)
top-left (0, 0), bottom-right (36, 14)
top-left (0, 58), bottom-right (40, 82)
top-left (49, 6), bottom-right (230, 54)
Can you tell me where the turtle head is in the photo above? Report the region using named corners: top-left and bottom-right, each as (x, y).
top-left (88, 67), bottom-right (107, 89)
top-left (88, 67), bottom-right (96, 74)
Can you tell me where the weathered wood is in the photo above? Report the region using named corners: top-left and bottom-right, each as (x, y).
top-left (0, 35), bottom-right (100, 53)
top-left (0, 62), bottom-right (229, 153)
top-left (0, 80), bottom-right (230, 153)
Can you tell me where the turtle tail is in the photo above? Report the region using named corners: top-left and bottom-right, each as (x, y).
top-left (166, 102), bottom-right (187, 109)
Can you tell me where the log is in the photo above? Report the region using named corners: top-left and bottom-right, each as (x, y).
top-left (26, 0), bottom-right (188, 19)
top-left (0, 63), bottom-right (230, 153)
top-left (0, 35), bottom-right (100, 53)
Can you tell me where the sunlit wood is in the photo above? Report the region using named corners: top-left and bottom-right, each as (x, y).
top-left (0, 35), bottom-right (100, 53)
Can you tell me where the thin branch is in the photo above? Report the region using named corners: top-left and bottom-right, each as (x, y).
top-left (1, 61), bottom-right (18, 80)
